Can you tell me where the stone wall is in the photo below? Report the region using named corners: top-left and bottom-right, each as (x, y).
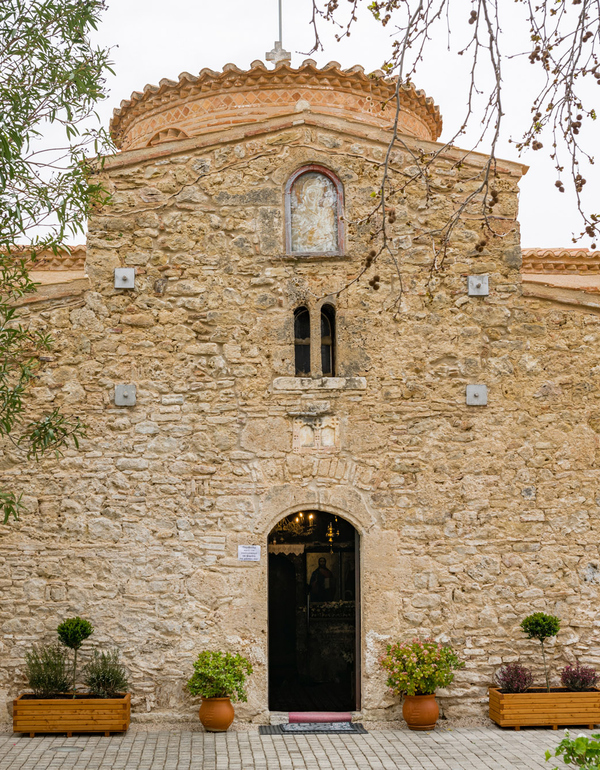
top-left (1, 117), bottom-right (599, 725)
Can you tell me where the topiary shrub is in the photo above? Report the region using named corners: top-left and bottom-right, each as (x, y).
top-left (83, 650), bottom-right (129, 698)
top-left (186, 651), bottom-right (253, 702)
top-left (25, 644), bottom-right (71, 696)
top-left (520, 612), bottom-right (560, 692)
top-left (57, 616), bottom-right (94, 650)
top-left (560, 662), bottom-right (599, 692)
top-left (495, 662), bottom-right (534, 693)
top-left (57, 616), bottom-right (94, 694)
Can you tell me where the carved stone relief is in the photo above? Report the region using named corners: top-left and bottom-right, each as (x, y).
top-left (293, 416), bottom-right (340, 453)
top-left (290, 172), bottom-right (338, 253)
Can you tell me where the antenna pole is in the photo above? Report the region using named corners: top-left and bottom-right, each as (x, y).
top-left (278, 0), bottom-right (283, 44)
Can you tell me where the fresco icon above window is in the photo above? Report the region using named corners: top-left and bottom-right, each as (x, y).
top-left (286, 166), bottom-right (344, 255)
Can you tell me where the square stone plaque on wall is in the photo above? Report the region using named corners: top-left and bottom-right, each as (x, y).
top-left (293, 416), bottom-right (339, 453)
top-left (466, 384), bottom-right (488, 406)
top-left (115, 383), bottom-right (137, 406)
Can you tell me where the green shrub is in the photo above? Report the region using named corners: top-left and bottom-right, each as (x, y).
top-left (380, 638), bottom-right (464, 697)
top-left (546, 731), bottom-right (600, 769)
top-left (57, 617), bottom-right (94, 650)
top-left (25, 644), bottom-right (71, 696)
top-left (521, 613), bottom-right (561, 692)
top-left (57, 616), bottom-right (94, 694)
top-left (83, 650), bottom-right (129, 698)
top-left (186, 651), bottom-right (253, 702)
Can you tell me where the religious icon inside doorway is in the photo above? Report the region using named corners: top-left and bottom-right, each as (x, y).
top-left (307, 553), bottom-right (340, 602)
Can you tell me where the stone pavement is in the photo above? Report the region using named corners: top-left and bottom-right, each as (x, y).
top-left (0, 727), bottom-right (594, 769)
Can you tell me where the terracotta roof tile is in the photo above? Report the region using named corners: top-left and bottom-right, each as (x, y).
top-left (109, 60), bottom-right (443, 151)
top-left (522, 248), bottom-right (600, 274)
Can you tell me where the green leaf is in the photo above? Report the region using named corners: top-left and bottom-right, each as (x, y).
top-left (0, 0), bottom-right (106, 526)
top-left (1, 488), bottom-right (22, 524)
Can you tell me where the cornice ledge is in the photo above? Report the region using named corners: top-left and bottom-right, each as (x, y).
top-left (99, 113), bottom-right (527, 174)
top-left (272, 376), bottom-right (367, 392)
top-left (523, 279), bottom-right (600, 311)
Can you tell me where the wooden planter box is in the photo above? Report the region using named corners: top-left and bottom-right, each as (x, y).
top-left (13, 693), bottom-right (131, 737)
top-left (489, 687), bottom-right (600, 730)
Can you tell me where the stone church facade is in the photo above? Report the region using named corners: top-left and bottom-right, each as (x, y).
top-left (1, 59), bottom-right (599, 725)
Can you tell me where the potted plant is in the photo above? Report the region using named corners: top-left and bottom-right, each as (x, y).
top-left (13, 617), bottom-right (131, 737)
top-left (520, 612), bottom-right (561, 692)
top-left (489, 613), bottom-right (600, 730)
top-left (380, 638), bottom-right (464, 730)
top-left (57, 616), bottom-right (94, 695)
top-left (186, 651), bottom-right (253, 732)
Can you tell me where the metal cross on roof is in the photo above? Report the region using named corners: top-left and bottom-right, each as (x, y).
top-left (266, 0), bottom-right (291, 65)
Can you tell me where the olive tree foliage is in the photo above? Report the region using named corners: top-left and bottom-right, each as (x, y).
top-left (308, 0), bottom-right (600, 305)
top-left (0, 0), bottom-right (113, 523)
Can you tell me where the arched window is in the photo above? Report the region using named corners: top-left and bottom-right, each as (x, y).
top-left (294, 307), bottom-right (311, 376)
top-left (285, 165), bottom-right (344, 256)
top-left (320, 304), bottom-right (335, 377)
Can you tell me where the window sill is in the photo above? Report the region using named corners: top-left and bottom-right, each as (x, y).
top-left (272, 376), bottom-right (367, 392)
top-left (279, 253), bottom-right (346, 261)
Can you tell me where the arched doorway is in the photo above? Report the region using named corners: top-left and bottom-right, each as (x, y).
top-left (268, 510), bottom-right (360, 712)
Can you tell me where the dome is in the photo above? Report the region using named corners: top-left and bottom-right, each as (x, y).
top-left (110, 59), bottom-right (442, 151)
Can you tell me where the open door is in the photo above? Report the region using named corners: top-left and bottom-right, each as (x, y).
top-left (268, 511), bottom-right (360, 712)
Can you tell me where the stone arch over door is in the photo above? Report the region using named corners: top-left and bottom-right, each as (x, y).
top-left (257, 483), bottom-right (376, 713)
top-left (256, 483), bottom-right (376, 540)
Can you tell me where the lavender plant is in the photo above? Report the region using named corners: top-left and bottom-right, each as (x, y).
top-left (83, 650), bottom-right (129, 698)
top-left (25, 644), bottom-right (71, 696)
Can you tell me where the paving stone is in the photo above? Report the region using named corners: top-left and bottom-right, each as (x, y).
top-left (0, 727), bottom-right (591, 769)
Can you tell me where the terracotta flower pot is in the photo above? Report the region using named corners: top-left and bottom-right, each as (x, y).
top-left (198, 697), bottom-right (235, 732)
top-left (402, 693), bottom-right (439, 731)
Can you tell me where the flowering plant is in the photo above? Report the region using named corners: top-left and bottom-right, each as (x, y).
top-left (545, 730), bottom-right (600, 769)
top-left (380, 638), bottom-right (464, 697)
top-left (186, 651), bottom-right (253, 701)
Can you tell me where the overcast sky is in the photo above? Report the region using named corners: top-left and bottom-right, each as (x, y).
top-left (86, 0), bottom-right (599, 249)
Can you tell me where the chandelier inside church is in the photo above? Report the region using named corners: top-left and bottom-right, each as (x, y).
top-left (270, 511), bottom-right (316, 542)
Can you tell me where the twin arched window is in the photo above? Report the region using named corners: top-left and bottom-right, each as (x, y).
top-left (288, 166), bottom-right (341, 376)
top-left (294, 305), bottom-right (336, 377)
top-left (286, 165), bottom-right (344, 256)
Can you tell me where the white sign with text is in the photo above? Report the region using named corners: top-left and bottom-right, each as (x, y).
top-left (237, 545), bottom-right (261, 562)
